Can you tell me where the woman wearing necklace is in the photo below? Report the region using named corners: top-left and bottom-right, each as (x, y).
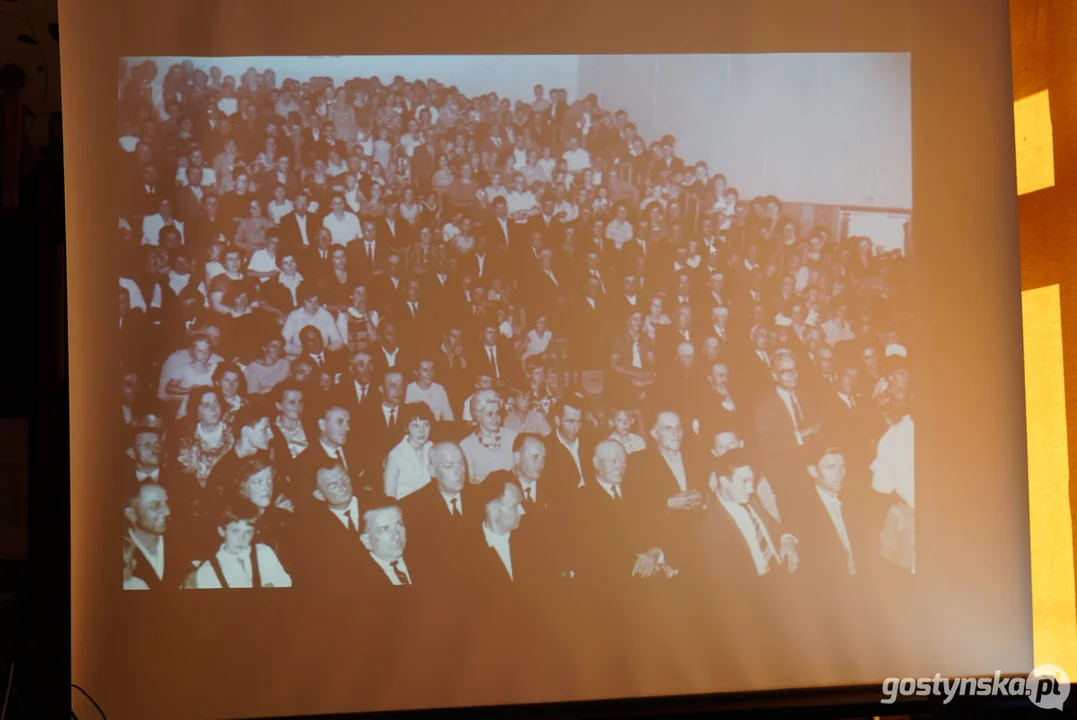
top-left (459, 388), bottom-right (518, 485)
top-left (270, 382), bottom-right (308, 486)
top-left (335, 282), bottom-right (380, 354)
top-left (213, 362), bottom-right (247, 426)
top-left (174, 386), bottom-right (235, 511)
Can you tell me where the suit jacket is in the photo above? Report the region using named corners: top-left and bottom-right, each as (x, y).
top-left (347, 239), bottom-right (390, 280)
top-left (568, 478), bottom-right (658, 586)
top-left (625, 445), bottom-right (707, 559)
top-left (690, 494), bottom-right (790, 587)
top-left (544, 431), bottom-right (596, 493)
top-left (173, 185), bottom-right (206, 224)
top-left (279, 211), bottom-right (318, 259)
top-left (468, 340), bottom-right (520, 389)
top-left (458, 520), bottom-right (551, 591)
top-left (785, 482), bottom-right (877, 583)
top-left (754, 387), bottom-right (816, 492)
top-left (376, 216), bottom-right (412, 249)
top-left (403, 482), bottom-right (475, 570)
top-left (286, 498), bottom-right (369, 590)
top-left (482, 217), bottom-right (516, 257)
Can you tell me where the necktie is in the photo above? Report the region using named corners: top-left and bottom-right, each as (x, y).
top-left (237, 556), bottom-right (250, 581)
top-left (345, 510), bottom-right (357, 531)
top-left (366, 242), bottom-right (374, 260)
top-left (451, 496), bottom-right (461, 516)
top-left (390, 560), bottom-right (411, 585)
top-left (790, 392), bottom-right (805, 425)
top-left (747, 507), bottom-right (778, 573)
top-left (389, 407), bottom-right (397, 428)
top-left (336, 447), bottom-right (348, 469)
top-left (315, 353), bottom-right (324, 367)
top-left (409, 302), bottom-right (416, 318)
top-left (524, 485), bottom-right (535, 504)
top-left (613, 485), bottom-right (623, 500)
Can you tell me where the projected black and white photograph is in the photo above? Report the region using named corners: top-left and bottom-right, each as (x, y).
top-left (115, 53), bottom-right (914, 595)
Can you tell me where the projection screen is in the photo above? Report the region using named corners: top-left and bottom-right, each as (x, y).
top-left (63, 1), bottom-right (1031, 718)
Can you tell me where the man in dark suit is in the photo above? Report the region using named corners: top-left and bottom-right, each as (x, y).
top-left (371, 321), bottom-right (411, 376)
top-left (334, 349), bottom-right (376, 417)
top-left (404, 441), bottom-right (472, 565)
top-left (691, 449), bottom-right (800, 588)
top-left (753, 348), bottom-right (821, 498)
top-left (279, 192), bottom-right (317, 260)
top-left (295, 399), bottom-right (367, 492)
top-left (464, 235), bottom-right (501, 284)
top-left (287, 461), bottom-right (369, 590)
top-left (626, 410), bottom-right (706, 559)
top-left (173, 166), bottom-right (207, 224)
top-left (569, 441), bottom-right (671, 586)
top-left (349, 219), bottom-right (389, 279)
top-left (786, 445), bottom-right (876, 584)
top-left (355, 369), bottom-right (406, 480)
top-left (572, 276), bottom-right (608, 372)
top-left (458, 471), bottom-right (544, 589)
top-left (392, 275), bottom-right (428, 340)
top-left (695, 359), bottom-right (752, 454)
top-left (484, 197), bottom-right (516, 257)
top-left (354, 504), bottom-right (424, 588)
top-left (298, 326), bottom-right (346, 381)
top-left (377, 197), bottom-right (412, 249)
top-left (545, 393), bottom-right (596, 493)
top-left (469, 322), bottom-right (520, 391)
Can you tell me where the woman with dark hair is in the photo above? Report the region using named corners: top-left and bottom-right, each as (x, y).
top-left (175, 386), bottom-right (235, 488)
top-left (244, 336), bottom-right (291, 396)
top-left (213, 361), bottom-right (247, 425)
top-left (383, 402), bottom-right (434, 500)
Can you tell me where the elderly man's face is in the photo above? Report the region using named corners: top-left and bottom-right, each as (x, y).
top-left (361, 507), bottom-right (406, 562)
top-left (652, 412), bottom-right (683, 452)
top-left (773, 355), bottom-right (798, 391)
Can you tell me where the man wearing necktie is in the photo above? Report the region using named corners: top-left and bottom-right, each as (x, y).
top-left (754, 349), bottom-right (821, 499)
top-left (693, 450), bottom-right (800, 584)
top-left (787, 446), bottom-right (872, 582)
top-left (358, 505), bottom-right (416, 587)
top-left (127, 428), bottom-right (163, 484)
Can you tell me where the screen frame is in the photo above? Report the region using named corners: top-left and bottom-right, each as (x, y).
top-left (60, 1), bottom-right (1030, 718)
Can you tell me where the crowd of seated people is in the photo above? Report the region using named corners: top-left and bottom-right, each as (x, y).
top-left (117, 60), bottom-right (915, 595)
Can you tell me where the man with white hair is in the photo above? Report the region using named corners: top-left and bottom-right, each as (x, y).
top-left (459, 389), bottom-right (518, 483)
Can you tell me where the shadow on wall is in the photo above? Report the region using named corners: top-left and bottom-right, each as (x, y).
top-left (0, 0), bottom-right (61, 150)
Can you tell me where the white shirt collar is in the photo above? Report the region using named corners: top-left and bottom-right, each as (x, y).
top-left (328, 495), bottom-right (359, 530)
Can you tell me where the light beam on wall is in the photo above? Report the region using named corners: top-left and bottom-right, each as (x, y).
top-left (1014, 90), bottom-right (1055, 195)
top-left (1022, 283), bottom-right (1077, 670)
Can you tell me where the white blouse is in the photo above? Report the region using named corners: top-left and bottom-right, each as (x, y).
top-left (383, 438), bottom-right (433, 500)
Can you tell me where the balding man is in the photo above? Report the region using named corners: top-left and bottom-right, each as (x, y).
top-left (405, 442), bottom-right (473, 564)
top-left (571, 441), bottom-right (672, 586)
top-left (754, 348), bottom-right (821, 495)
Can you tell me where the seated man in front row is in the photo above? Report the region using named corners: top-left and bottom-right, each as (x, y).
top-left (693, 449), bottom-right (800, 583)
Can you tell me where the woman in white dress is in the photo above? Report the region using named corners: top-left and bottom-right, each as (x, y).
top-left (383, 403), bottom-right (434, 500)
